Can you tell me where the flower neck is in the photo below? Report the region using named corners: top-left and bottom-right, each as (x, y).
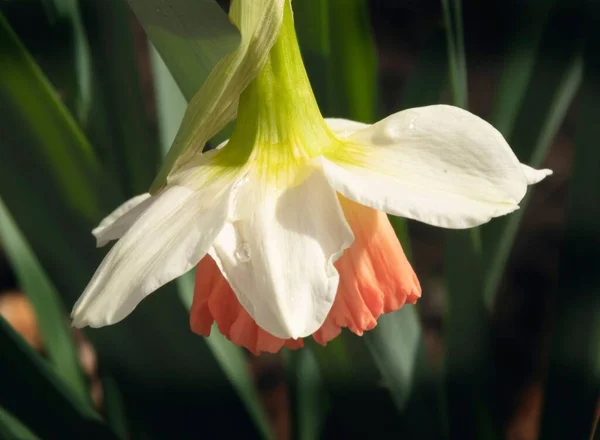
top-left (227, 1), bottom-right (335, 162)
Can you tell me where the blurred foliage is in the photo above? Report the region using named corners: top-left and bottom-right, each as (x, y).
top-left (0, 0), bottom-right (596, 439)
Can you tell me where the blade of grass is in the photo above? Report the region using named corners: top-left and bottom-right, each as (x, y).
top-left (400, 27), bottom-right (449, 109)
top-left (178, 273), bottom-right (274, 440)
top-left (127, 0), bottom-right (240, 101)
top-left (327, 0), bottom-right (378, 122)
top-left (0, 12), bottom-right (119, 298)
top-left (482, 53), bottom-right (583, 307)
top-left (0, 198), bottom-right (88, 402)
top-left (81, 0), bottom-right (160, 196)
top-left (0, 317), bottom-right (117, 439)
top-left (440, 0), bottom-right (467, 108)
top-left (292, 0), bottom-right (331, 115)
top-left (489, 0), bottom-right (558, 137)
top-left (482, 0), bottom-right (584, 306)
top-left (539, 3), bottom-right (600, 437)
top-left (285, 349), bottom-right (327, 440)
top-left (46, 0), bottom-right (93, 122)
top-left (102, 378), bottom-right (129, 440)
top-left (0, 407), bottom-right (39, 440)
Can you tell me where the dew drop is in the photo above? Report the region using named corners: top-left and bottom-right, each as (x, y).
top-left (409, 119), bottom-right (417, 131)
top-left (234, 243), bottom-right (251, 263)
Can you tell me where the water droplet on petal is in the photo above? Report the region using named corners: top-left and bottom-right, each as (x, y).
top-left (234, 243), bottom-right (251, 263)
top-left (409, 118), bottom-right (417, 131)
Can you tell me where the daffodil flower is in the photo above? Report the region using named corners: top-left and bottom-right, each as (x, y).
top-left (71, 0), bottom-right (551, 354)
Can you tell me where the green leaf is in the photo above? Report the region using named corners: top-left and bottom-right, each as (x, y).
top-left (326, 0), bottom-right (378, 122)
top-left (441, 0), bottom-right (467, 108)
top-left (80, 0), bottom-right (161, 196)
top-left (149, 44), bottom-right (187, 154)
top-left (0, 11), bottom-right (119, 300)
top-left (489, 0), bottom-right (558, 137)
top-left (127, 0), bottom-right (240, 102)
top-left (292, 0), bottom-right (331, 115)
top-left (286, 349), bottom-right (327, 440)
top-left (482, 3), bottom-right (584, 306)
top-left (443, 231), bottom-right (498, 439)
top-left (0, 198), bottom-right (88, 402)
top-left (0, 407), bottom-right (39, 440)
top-left (150, 50), bottom-right (274, 440)
top-left (178, 273), bottom-right (274, 440)
top-left (0, 317), bottom-right (117, 439)
top-left (0, 12), bottom-right (117, 223)
top-left (482, 54), bottom-right (582, 307)
top-left (400, 27), bottom-right (449, 109)
top-left (102, 378), bottom-right (129, 440)
top-left (363, 308), bottom-right (423, 411)
top-left (45, 0), bottom-right (93, 122)
top-left (539, 4), bottom-right (600, 437)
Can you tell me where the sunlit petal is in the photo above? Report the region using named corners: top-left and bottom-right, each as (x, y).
top-left (322, 105), bottom-right (552, 229)
top-left (208, 169), bottom-right (354, 339)
top-left (72, 169), bottom-right (239, 328)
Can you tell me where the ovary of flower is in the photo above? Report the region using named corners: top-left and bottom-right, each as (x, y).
top-left (70, 0), bottom-right (551, 354)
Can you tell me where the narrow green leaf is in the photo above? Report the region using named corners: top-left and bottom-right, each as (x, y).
top-left (0, 12), bottom-right (116, 223)
top-left (444, 231), bottom-right (497, 439)
top-left (482, 0), bottom-right (584, 306)
top-left (178, 273), bottom-right (274, 440)
top-left (46, 0), bottom-right (93, 122)
top-left (292, 0), bottom-right (331, 115)
top-left (0, 12), bottom-right (119, 301)
top-left (326, 0), bottom-right (378, 122)
top-left (81, 0), bottom-right (161, 196)
top-left (0, 317), bottom-right (117, 439)
top-left (127, 0), bottom-right (240, 101)
top-left (149, 44), bottom-right (187, 154)
top-left (0, 407), bottom-right (39, 440)
top-left (400, 27), bottom-right (449, 109)
top-left (441, 0), bottom-right (468, 108)
top-left (482, 53), bottom-right (582, 307)
top-left (539, 4), bottom-right (600, 437)
top-left (286, 349), bottom-right (327, 440)
top-left (489, 0), bottom-right (557, 137)
top-left (363, 308), bottom-right (423, 410)
top-left (102, 378), bottom-right (129, 440)
top-left (0, 198), bottom-right (88, 402)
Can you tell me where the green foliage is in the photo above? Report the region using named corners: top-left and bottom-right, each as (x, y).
top-left (0, 199), bottom-right (87, 402)
top-left (539, 2), bottom-right (600, 437)
top-left (128, 0), bottom-right (239, 102)
top-left (0, 317), bottom-right (117, 439)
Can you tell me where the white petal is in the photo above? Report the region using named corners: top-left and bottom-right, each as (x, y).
top-left (72, 173), bottom-right (238, 328)
top-left (322, 105), bottom-right (552, 229)
top-left (325, 118), bottom-right (369, 139)
top-left (521, 164), bottom-right (553, 185)
top-left (93, 194), bottom-right (154, 247)
top-left (208, 168), bottom-right (354, 339)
